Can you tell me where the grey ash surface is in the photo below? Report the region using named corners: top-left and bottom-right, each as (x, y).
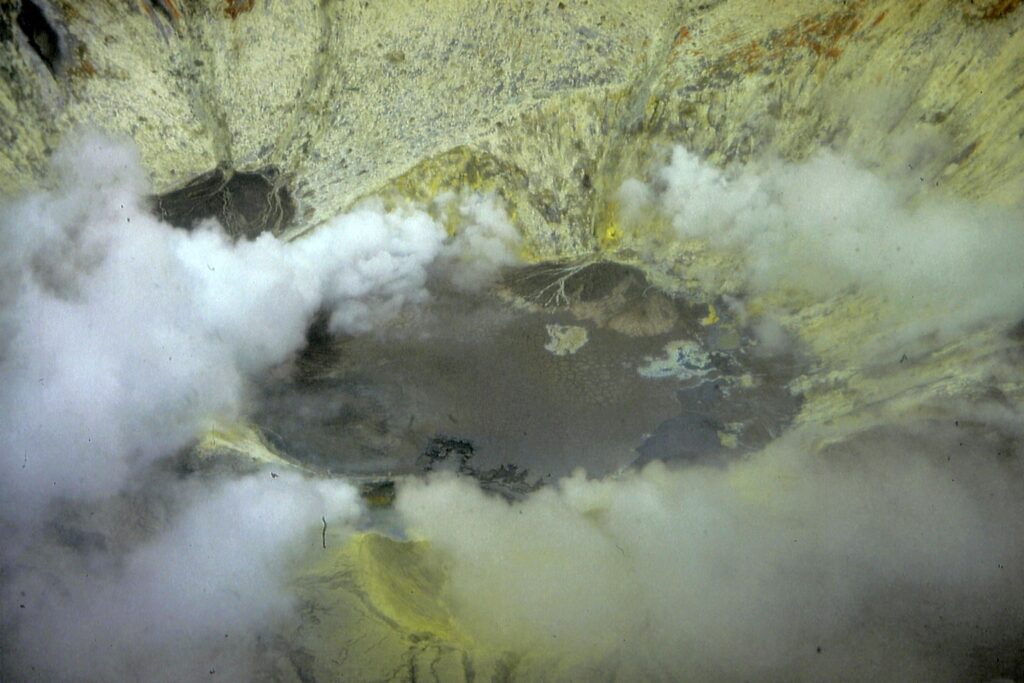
top-left (253, 261), bottom-right (806, 497)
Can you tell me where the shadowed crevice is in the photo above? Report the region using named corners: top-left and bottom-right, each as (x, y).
top-left (152, 166), bottom-right (296, 239)
top-left (17, 0), bottom-right (62, 75)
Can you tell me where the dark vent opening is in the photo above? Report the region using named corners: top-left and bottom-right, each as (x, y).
top-left (17, 0), bottom-right (61, 74)
top-left (152, 167), bottom-right (296, 240)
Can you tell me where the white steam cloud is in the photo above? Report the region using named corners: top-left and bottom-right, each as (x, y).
top-left (396, 426), bottom-right (1024, 682)
top-left (376, 147), bottom-right (1024, 681)
top-left (2, 132), bottom-right (1022, 683)
top-left (0, 134), bottom-right (519, 513)
top-left (617, 147), bottom-right (1024, 348)
top-left (8, 473), bottom-right (361, 682)
top-left (436, 190), bottom-right (523, 292)
top-left (0, 134), bottom-right (520, 681)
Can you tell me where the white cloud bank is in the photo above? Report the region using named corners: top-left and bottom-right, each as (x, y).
top-left (380, 147), bottom-right (1024, 682)
top-left (0, 133), bottom-right (520, 681)
top-left (617, 146), bottom-right (1024, 348)
top-left (0, 134), bottom-right (521, 514)
top-left (397, 425), bottom-right (1024, 682)
top-left (2, 133), bottom-right (1022, 683)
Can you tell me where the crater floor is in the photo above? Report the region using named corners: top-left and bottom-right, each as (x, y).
top-left (254, 261), bottom-right (805, 497)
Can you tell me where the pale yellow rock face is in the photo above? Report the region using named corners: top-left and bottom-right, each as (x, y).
top-left (3, 1), bottom-right (1023, 680)
top-left (4, 1), bottom-right (1021, 246)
